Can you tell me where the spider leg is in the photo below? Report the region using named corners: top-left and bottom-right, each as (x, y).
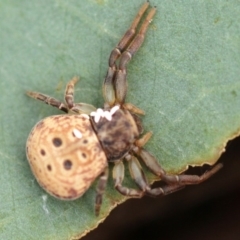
top-left (135, 147), bottom-right (223, 186)
top-left (127, 154), bottom-right (184, 197)
top-left (123, 102), bottom-right (145, 115)
top-left (135, 131), bottom-right (153, 147)
top-left (27, 76), bottom-right (97, 114)
top-left (133, 132), bottom-right (223, 186)
top-left (26, 91), bottom-right (68, 113)
top-left (113, 161), bottom-right (143, 197)
top-left (103, 2), bottom-right (156, 107)
top-left (115, 6), bottom-right (156, 105)
top-left (95, 168), bottom-right (109, 216)
top-left (127, 154), bottom-right (153, 194)
top-left (161, 163), bottom-right (223, 185)
top-left (64, 77), bottom-right (96, 114)
top-left (64, 76), bottom-right (79, 109)
top-left (109, 2), bottom-right (150, 66)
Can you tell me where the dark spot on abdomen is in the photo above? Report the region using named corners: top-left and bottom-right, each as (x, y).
top-left (63, 159), bottom-right (72, 170)
top-left (52, 137), bottom-right (62, 147)
top-left (40, 149), bottom-right (46, 156)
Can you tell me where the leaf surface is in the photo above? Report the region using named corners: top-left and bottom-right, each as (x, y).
top-left (0, 0), bottom-right (240, 239)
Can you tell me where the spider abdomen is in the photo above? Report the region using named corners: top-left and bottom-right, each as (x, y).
top-left (26, 114), bottom-right (107, 200)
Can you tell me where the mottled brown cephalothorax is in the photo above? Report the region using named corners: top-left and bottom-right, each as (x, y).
top-left (26, 2), bottom-right (222, 216)
top-left (91, 109), bottom-right (139, 161)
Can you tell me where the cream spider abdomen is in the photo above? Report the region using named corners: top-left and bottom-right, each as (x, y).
top-left (26, 114), bottom-right (107, 200)
top-left (91, 109), bottom-right (139, 161)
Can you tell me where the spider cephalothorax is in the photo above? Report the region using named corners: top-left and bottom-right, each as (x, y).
top-left (26, 2), bottom-right (222, 216)
top-left (91, 107), bottom-right (140, 161)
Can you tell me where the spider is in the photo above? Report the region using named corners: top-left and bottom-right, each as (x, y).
top-left (26, 2), bottom-right (222, 216)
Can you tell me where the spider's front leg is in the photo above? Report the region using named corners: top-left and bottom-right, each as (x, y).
top-left (103, 2), bottom-right (156, 108)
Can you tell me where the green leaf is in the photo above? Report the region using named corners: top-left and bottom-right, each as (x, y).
top-left (0, 0), bottom-right (240, 239)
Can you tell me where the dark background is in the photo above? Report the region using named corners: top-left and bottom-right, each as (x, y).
top-left (82, 136), bottom-right (240, 240)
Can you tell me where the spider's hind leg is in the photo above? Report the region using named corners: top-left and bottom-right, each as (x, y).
top-left (95, 168), bottom-right (109, 216)
top-left (135, 147), bottom-right (223, 187)
top-left (64, 77), bottom-right (97, 115)
top-left (133, 132), bottom-right (222, 192)
top-left (27, 76), bottom-right (97, 115)
top-left (113, 160), bottom-right (143, 197)
top-left (26, 91), bottom-right (68, 113)
top-left (127, 153), bottom-right (183, 197)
